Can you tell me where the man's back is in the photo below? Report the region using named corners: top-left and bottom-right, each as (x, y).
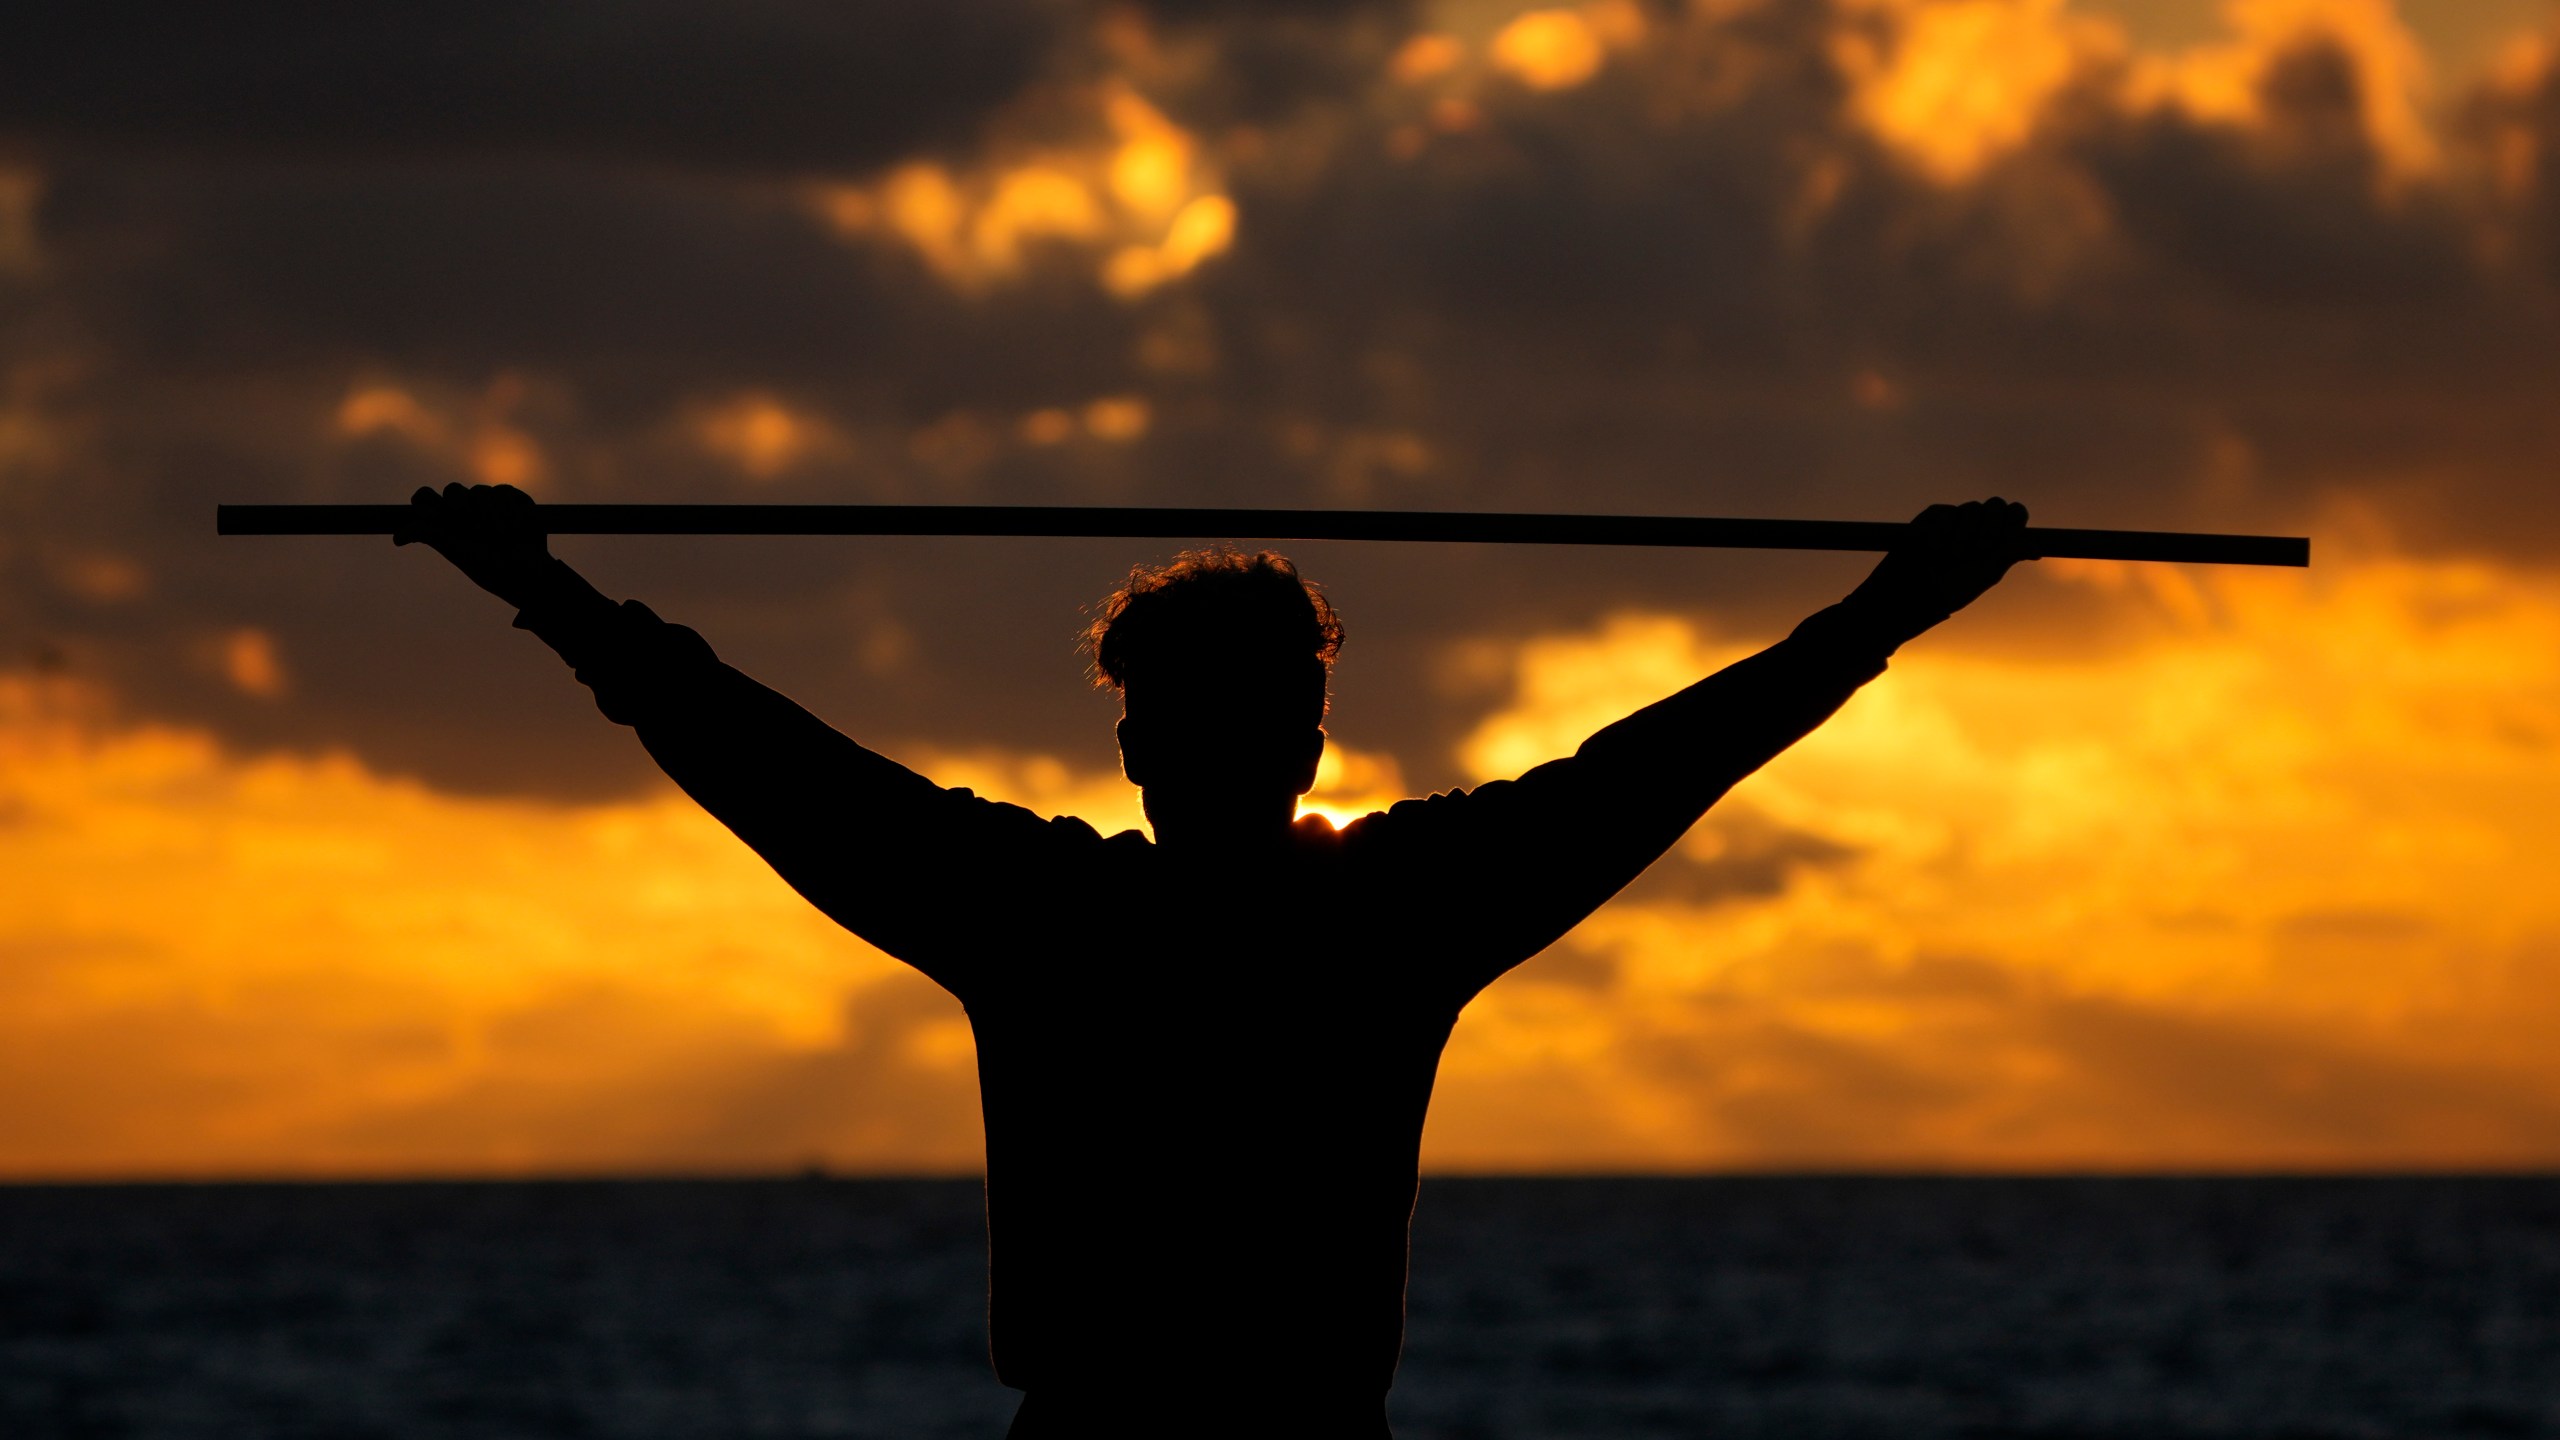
top-left (401, 482), bottom-right (2027, 1433)
top-left (966, 814), bottom-right (1456, 1401)
top-left (527, 580), bottom-right (1890, 1412)
top-left (745, 677), bottom-right (1882, 1404)
top-left (871, 763), bottom-right (1587, 1393)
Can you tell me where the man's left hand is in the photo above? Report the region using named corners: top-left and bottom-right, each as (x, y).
top-left (1839, 497), bottom-right (2030, 649)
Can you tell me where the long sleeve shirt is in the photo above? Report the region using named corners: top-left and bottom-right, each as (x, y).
top-left (510, 568), bottom-right (1897, 1407)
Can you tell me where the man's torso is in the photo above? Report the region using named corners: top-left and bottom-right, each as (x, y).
top-left (960, 818), bottom-right (1466, 1395)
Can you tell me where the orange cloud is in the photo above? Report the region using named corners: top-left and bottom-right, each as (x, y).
top-left (1492, 9), bottom-right (1611, 91)
top-left (0, 675), bottom-right (955, 1176)
top-left (2126, 0), bottom-right (2439, 179)
top-left (689, 392), bottom-right (849, 480)
top-left (1081, 394), bottom-right (1152, 442)
top-left (814, 80), bottom-right (1235, 300)
top-left (1827, 0), bottom-right (2442, 186)
top-left (336, 378), bottom-right (552, 491)
top-left (1428, 551), bottom-right (2560, 1169)
top-left (13, 549), bottom-right (2560, 1176)
top-left (338, 384), bottom-right (449, 447)
top-left (219, 628), bottom-right (286, 698)
top-left (1835, 0), bottom-right (2118, 182)
top-left (48, 551), bottom-right (149, 605)
top-left (1392, 33), bottom-right (1467, 86)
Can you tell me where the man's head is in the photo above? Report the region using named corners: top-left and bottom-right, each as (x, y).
top-left (1087, 548), bottom-right (1344, 842)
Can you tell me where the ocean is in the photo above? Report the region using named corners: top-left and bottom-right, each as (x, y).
top-left (2, 1177), bottom-right (2554, 1438)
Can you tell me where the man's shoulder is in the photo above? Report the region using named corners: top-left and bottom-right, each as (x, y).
top-left (1331, 779), bottom-right (1522, 847)
top-left (1375, 777), bottom-right (1522, 819)
top-left (938, 787), bottom-right (1126, 850)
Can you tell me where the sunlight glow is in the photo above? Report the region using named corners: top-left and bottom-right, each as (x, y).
top-left (1298, 744), bottom-right (1411, 831)
top-left (10, 551), bottom-right (2560, 1173)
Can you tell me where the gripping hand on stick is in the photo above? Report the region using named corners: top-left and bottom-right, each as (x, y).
top-left (396, 483), bottom-right (558, 610)
top-left (1839, 497), bottom-right (2031, 650)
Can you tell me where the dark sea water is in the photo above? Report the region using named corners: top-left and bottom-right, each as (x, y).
top-left (2, 1177), bottom-right (2556, 1439)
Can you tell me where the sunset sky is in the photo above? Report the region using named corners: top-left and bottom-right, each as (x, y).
top-left (7, 0), bottom-right (2560, 1176)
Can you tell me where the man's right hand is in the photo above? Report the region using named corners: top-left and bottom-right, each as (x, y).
top-left (396, 483), bottom-right (555, 610)
top-left (1837, 497), bottom-right (2030, 650)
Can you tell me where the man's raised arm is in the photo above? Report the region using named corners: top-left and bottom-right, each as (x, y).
top-left (1370, 498), bottom-right (2030, 998)
top-left (1572, 497), bottom-right (2027, 807)
top-left (397, 483), bottom-right (1062, 993)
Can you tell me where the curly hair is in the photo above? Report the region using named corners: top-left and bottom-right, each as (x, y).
top-left (1084, 548), bottom-right (1344, 711)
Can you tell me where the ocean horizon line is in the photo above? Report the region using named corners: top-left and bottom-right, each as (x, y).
top-left (6, 1166), bottom-right (2558, 1189)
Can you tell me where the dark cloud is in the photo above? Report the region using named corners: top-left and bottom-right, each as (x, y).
top-left (1200, 14), bottom-right (2547, 543)
top-left (11, 0), bottom-right (2560, 806)
top-left (2463, 26), bottom-right (2560, 281)
top-left (2078, 43), bottom-right (2476, 309)
top-left (1135, 0), bottom-right (1420, 127)
top-left (1140, 0), bottom-right (1404, 17)
top-left (0, 2), bottom-right (1064, 174)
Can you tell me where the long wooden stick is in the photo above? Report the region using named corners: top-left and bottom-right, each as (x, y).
top-left (215, 503), bottom-right (2310, 567)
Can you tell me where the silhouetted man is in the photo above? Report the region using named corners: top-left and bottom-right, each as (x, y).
top-left (404, 484), bottom-right (2028, 1438)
